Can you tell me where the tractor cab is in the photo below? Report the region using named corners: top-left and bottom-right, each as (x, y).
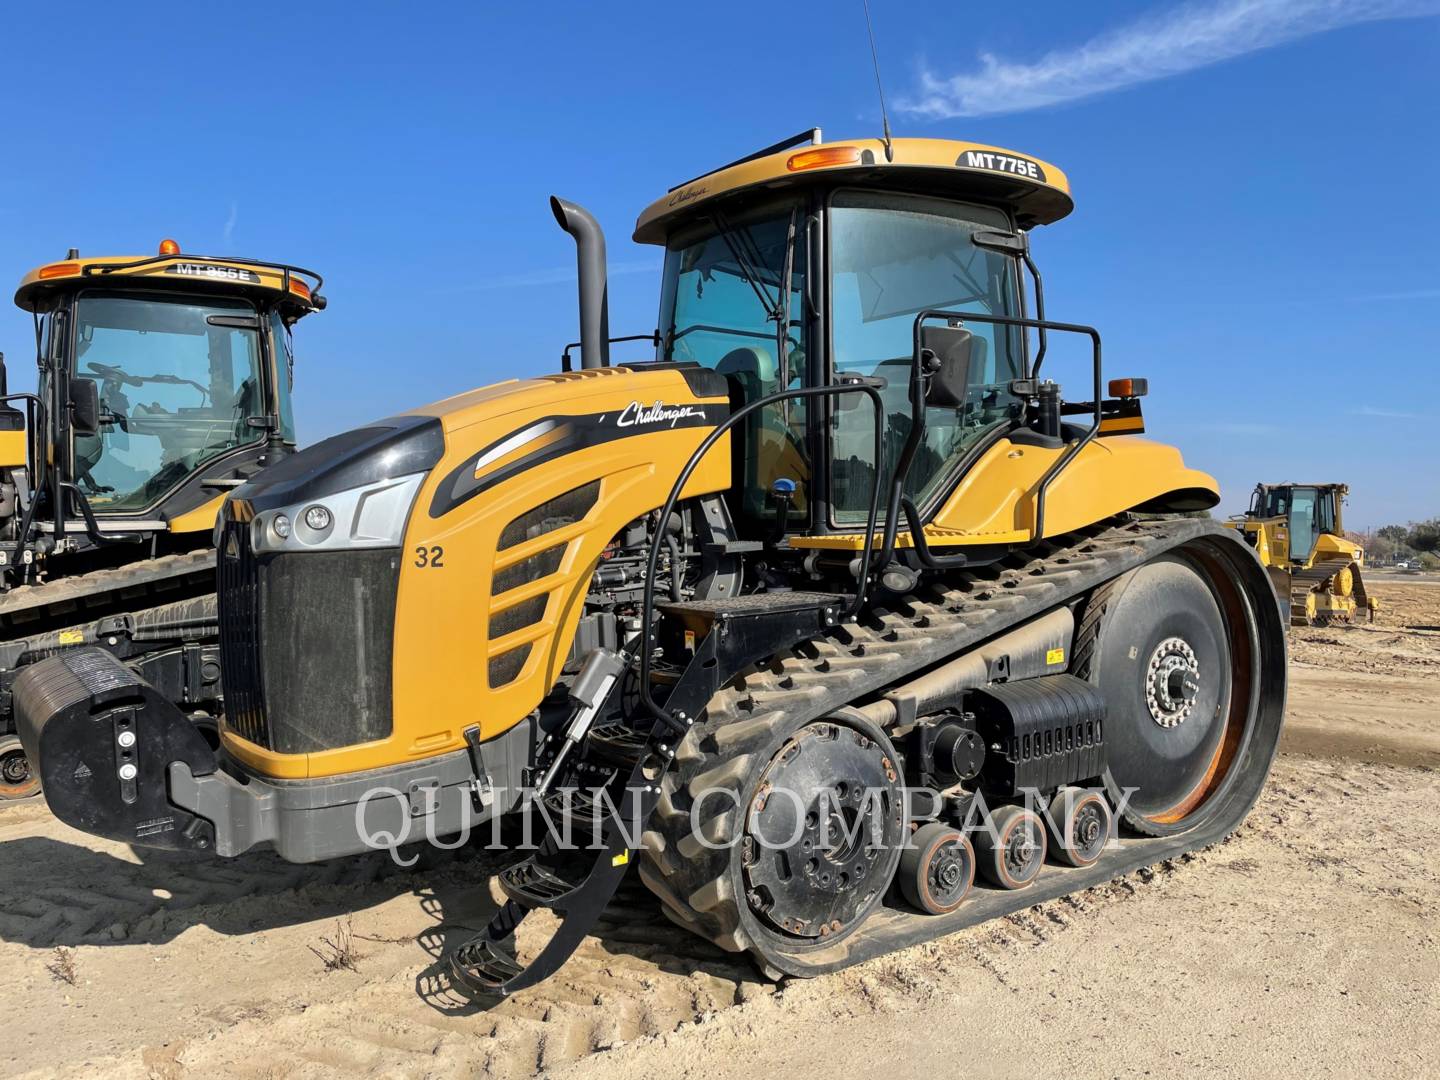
top-left (11, 242), bottom-right (325, 577)
top-left (630, 132), bottom-right (1208, 558)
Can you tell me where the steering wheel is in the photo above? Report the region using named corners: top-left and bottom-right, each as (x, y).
top-left (86, 361), bottom-right (143, 387)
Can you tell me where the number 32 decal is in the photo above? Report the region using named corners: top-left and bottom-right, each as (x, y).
top-left (414, 545), bottom-right (444, 568)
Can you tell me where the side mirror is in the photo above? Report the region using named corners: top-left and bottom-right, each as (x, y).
top-left (918, 324), bottom-right (973, 408)
top-left (68, 378), bottom-right (101, 436)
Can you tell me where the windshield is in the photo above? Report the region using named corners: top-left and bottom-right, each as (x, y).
top-left (829, 191), bottom-right (1023, 521)
top-left (73, 294), bottom-right (266, 512)
top-left (658, 202), bottom-right (807, 523)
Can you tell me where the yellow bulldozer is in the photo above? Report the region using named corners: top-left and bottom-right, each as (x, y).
top-left (16, 131), bottom-right (1285, 994)
top-left (1227, 482), bottom-right (1378, 627)
top-left (0, 242), bottom-right (323, 798)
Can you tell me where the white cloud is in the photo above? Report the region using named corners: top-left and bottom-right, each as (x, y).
top-left (899, 0), bottom-right (1440, 119)
top-left (223, 201), bottom-right (238, 244)
top-left (1351, 404), bottom-right (1421, 419)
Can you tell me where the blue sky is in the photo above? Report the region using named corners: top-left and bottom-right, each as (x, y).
top-left (1, 0), bottom-right (1436, 527)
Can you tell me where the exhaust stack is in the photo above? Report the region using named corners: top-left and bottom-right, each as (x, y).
top-left (550, 196), bottom-right (610, 369)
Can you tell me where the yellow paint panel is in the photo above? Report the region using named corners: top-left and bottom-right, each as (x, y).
top-left (634, 137), bottom-right (1073, 243)
top-left (17, 254), bottom-right (321, 313)
top-left (0, 429), bottom-right (25, 469)
top-left (792, 436), bottom-right (1218, 551)
top-left (166, 493), bottom-right (226, 535)
top-left (288, 365), bottom-right (730, 779)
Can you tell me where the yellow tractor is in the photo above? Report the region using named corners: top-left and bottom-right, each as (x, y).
top-left (17, 132), bottom-right (1285, 994)
top-left (1227, 482), bottom-right (1378, 627)
top-left (0, 242), bottom-right (323, 798)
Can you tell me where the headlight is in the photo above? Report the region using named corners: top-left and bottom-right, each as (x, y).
top-left (250, 472), bottom-right (426, 554)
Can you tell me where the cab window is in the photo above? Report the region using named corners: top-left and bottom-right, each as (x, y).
top-left (72, 294), bottom-right (264, 512)
top-left (828, 191), bottom-right (1023, 522)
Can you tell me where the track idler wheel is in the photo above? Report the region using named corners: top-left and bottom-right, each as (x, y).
top-left (0, 734), bottom-right (40, 801)
top-left (898, 822), bottom-right (975, 914)
top-left (741, 716), bottom-right (906, 944)
top-left (1047, 787), bottom-right (1112, 867)
top-left (977, 805), bottom-right (1047, 889)
top-left (1078, 552), bottom-right (1261, 837)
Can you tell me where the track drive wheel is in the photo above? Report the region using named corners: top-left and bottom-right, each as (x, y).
top-left (640, 709), bottom-right (905, 976)
top-left (1075, 552), bottom-right (1261, 837)
top-left (1047, 787), bottom-right (1112, 867)
top-left (899, 822), bottom-right (975, 914)
top-left (976, 805), bottom-right (1046, 889)
top-left (0, 734), bottom-right (40, 801)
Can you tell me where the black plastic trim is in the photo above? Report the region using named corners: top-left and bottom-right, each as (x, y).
top-left (233, 414), bottom-right (444, 512)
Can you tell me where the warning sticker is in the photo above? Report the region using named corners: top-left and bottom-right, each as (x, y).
top-left (1046, 647), bottom-right (1065, 665)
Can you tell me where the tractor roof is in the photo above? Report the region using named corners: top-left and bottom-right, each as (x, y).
top-left (15, 243), bottom-right (324, 315)
top-left (633, 133), bottom-right (1073, 244)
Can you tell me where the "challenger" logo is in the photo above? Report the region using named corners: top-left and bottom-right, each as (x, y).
top-left (616, 400), bottom-right (708, 428)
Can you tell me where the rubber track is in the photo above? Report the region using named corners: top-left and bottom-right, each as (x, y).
top-left (638, 516), bottom-right (1231, 968)
top-left (0, 549), bottom-right (215, 633)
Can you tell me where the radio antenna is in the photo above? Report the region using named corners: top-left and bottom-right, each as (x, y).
top-left (862, 0), bottom-right (895, 162)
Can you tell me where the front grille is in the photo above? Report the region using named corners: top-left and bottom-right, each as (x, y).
top-left (217, 518), bottom-right (399, 754)
top-left (218, 519), bottom-right (268, 747)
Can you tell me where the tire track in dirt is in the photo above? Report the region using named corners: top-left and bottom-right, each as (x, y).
top-left (12, 582), bottom-right (1438, 1077)
top-left (69, 831), bottom-right (1263, 1079)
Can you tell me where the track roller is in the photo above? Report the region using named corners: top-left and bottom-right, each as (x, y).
top-left (1047, 787), bottom-right (1112, 867)
top-left (976, 804), bottom-right (1047, 889)
top-left (898, 821), bottom-right (975, 914)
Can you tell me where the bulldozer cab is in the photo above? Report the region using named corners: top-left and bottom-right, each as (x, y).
top-left (12, 243), bottom-right (323, 567)
top-left (646, 136), bottom-right (1062, 537)
top-left (1246, 482), bottom-right (1346, 566)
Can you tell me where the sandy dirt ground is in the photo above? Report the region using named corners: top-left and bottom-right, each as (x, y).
top-left (1, 579), bottom-right (1436, 1079)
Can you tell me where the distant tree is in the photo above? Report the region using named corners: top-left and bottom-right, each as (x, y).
top-left (1408, 519), bottom-right (1440, 554)
top-left (1365, 532), bottom-right (1400, 562)
top-left (1377, 524), bottom-right (1410, 543)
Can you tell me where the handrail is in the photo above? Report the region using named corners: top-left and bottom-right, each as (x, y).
top-left (874, 309), bottom-right (1103, 570)
top-left (78, 252), bottom-right (324, 301)
top-left (559, 332), bottom-right (660, 373)
top-left (638, 379), bottom-right (886, 729)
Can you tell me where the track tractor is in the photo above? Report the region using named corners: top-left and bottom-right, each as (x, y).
top-left (17, 132), bottom-right (1285, 993)
top-left (0, 243), bottom-right (323, 798)
top-left (1227, 482), bottom-right (1378, 627)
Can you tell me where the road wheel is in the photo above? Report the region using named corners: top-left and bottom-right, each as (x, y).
top-left (898, 822), bottom-right (975, 914)
top-left (1047, 787), bottom-right (1112, 867)
top-left (976, 805), bottom-right (1046, 889)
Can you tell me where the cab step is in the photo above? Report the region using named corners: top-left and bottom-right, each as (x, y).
top-left (498, 851), bottom-right (590, 908)
top-left (584, 722), bottom-right (647, 768)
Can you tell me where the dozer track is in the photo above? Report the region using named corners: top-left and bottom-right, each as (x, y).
top-left (1286, 558), bottom-right (1370, 627)
top-left (638, 515), bottom-right (1286, 978)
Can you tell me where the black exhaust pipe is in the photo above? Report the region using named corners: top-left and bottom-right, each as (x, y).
top-left (550, 196), bottom-right (610, 369)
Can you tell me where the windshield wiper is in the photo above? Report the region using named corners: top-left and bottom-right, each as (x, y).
top-left (775, 208), bottom-right (797, 393)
